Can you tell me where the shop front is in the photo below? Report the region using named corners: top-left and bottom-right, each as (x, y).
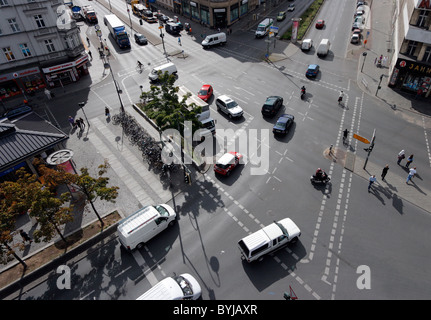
top-left (0, 67), bottom-right (46, 100)
top-left (389, 58), bottom-right (431, 98)
top-left (214, 8), bottom-right (227, 28)
top-left (42, 54), bottom-right (89, 88)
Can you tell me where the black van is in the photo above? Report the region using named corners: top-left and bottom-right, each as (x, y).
top-left (165, 22), bottom-right (180, 35)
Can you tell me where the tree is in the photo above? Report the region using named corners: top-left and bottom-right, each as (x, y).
top-left (140, 71), bottom-right (202, 134)
top-left (73, 159), bottom-right (119, 227)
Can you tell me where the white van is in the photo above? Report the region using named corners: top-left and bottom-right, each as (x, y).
top-left (137, 273), bottom-right (201, 300)
top-left (255, 18), bottom-right (273, 38)
top-left (117, 204), bottom-right (177, 250)
top-left (148, 62), bottom-right (177, 82)
top-left (201, 32), bottom-right (227, 49)
top-left (316, 38), bottom-right (330, 57)
top-left (301, 39), bottom-right (313, 51)
top-left (238, 218), bottom-right (301, 263)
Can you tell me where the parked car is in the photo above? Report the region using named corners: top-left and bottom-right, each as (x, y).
top-left (287, 4), bottom-right (295, 11)
top-left (306, 64), bottom-right (320, 78)
top-left (197, 84), bottom-right (213, 102)
top-left (134, 33), bottom-right (147, 45)
top-left (214, 152), bottom-right (243, 176)
top-left (315, 19), bottom-right (325, 29)
top-left (277, 11), bottom-right (286, 21)
top-left (273, 114), bottom-right (295, 135)
top-left (159, 15), bottom-right (169, 23)
top-left (216, 95), bottom-right (244, 119)
top-left (351, 33), bottom-right (360, 44)
top-left (261, 96), bottom-right (283, 117)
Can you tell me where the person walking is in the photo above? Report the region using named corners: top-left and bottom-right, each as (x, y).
top-left (381, 165), bottom-right (389, 181)
top-left (86, 36), bottom-right (90, 46)
top-left (19, 229), bottom-right (33, 244)
top-left (178, 37), bottom-right (182, 46)
top-left (68, 116), bottom-right (76, 128)
top-left (44, 88), bottom-right (52, 100)
top-left (397, 150), bottom-right (405, 165)
top-left (368, 175), bottom-right (376, 192)
top-left (77, 117), bottom-right (85, 132)
top-left (406, 167), bottom-right (417, 184)
top-left (88, 50), bottom-right (92, 60)
top-left (405, 154), bottom-right (414, 168)
top-left (343, 129), bottom-right (349, 143)
top-left (105, 106), bottom-right (110, 118)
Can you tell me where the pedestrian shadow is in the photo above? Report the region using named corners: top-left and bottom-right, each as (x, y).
top-left (407, 179), bottom-right (427, 195)
top-left (391, 193), bottom-right (404, 215)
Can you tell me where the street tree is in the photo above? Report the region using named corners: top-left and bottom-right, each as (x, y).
top-left (73, 159), bottom-right (119, 227)
top-left (140, 71), bottom-right (202, 134)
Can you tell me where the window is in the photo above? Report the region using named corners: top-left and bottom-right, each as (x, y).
top-left (8, 18), bottom-right (20, 32)
top-left (406, 41), bottom-right (418, 56)
top-left (417, 10), bottom-right (429, 28)
top-left (34, 15), bottom-right (46, 28)
top-left (44, 39), bottom-right (56, 53)
top-left (19, 43), bottom-right (32, 57)
top-left (422, 46), bottom-right (431, 63)
top-left (3, 47), bottom-right (15, 61)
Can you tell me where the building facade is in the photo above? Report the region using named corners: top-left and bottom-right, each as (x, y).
top-left (0, 0), bottom-right (88, 103)
top-left (389, 0), bottom-right (431, 98)
top-left (154, 0), bottom-right (258, 28)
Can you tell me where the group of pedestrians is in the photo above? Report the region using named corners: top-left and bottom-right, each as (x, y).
top-left (68, 116), bottom-right (86, 132)
top-left (368, 150), bottom-right (418, 192)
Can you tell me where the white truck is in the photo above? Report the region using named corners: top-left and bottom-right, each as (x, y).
top-left (177, 86), bottom-right (216, 137)
top-left (104, 14), bottom-right (131, 49)
top-left (81, 5), bottom-right (98, 24)
top-left (255, 18), bottom-right (273, 38)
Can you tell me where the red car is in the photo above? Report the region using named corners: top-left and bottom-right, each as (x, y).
top-left (198, 84), bottom-right (213, 102)
top-left (214, 152), bottom-right (242, 176)
top-left (315, 20), bottom-right (325, 29)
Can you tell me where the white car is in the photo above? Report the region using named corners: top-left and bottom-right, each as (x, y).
top-left (215, 95), bottom-right (244, 119)
top-left (137, 273), bottom-right (201, 300)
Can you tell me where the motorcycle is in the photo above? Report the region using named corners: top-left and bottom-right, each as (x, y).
top-left (310, 174), bottom-right (330, 184)
top-left (301, 87), bottom-right (306, 100)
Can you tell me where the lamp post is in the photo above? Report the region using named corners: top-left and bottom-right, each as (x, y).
top-left (361, 52), bottom-right (367, 73)
top-left (78, 102), bottom-right (90, 130)
top-left (375, 74), bottom-right (384, 96)
top-left (104, 56), bottom-right (125, 113)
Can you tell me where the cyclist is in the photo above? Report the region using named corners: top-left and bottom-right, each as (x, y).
top-left (338, 91), bottom-right (344, 104)
top-left (137, 60), bottom-right (143, 70)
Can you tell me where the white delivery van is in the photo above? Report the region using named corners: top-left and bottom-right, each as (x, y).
top-left (201, 32), bottom-right (227, 49)
top-left (316, 38), bottom-right (330, 57)
top-left (255, 18), bottom-right (273, 38)
top-left (137, 273), bottom-right (202, 300)
top-left (238, 218), bottom-right (301, 262)
top-left (117, 204), bottom-right (177, 250)
top-left (149, 62), bottom-right (177, 82)
top-left (301, 39), bottom-right (313, 51)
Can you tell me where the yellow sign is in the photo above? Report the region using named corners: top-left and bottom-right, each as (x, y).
top-left (353, 134), bottom-right (370, 144)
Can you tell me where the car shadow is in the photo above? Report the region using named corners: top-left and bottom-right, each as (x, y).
top-left (273, 122), bottom-right (296, 143)
top-left (213, 164), bottom-right (244, 186)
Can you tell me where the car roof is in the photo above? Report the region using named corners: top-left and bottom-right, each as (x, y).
top-left (218, 94), bottom-right (234, 103)
top-left (217, 152), bottom-right (237, 165)
top-left (276, 114), bottom-right (294, 124)
top-left (201, 84), bottom-right (211, 89)
top-left (136, 33), bottom-right (145, 37)
top-left (308, 64), bottom-right (319, 69)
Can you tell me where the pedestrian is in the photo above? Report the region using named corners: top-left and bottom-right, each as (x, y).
top-left (68, 116), bottom-right (76, 128)
top-left (329, 144), bottom-right (333, 155)
top-left (374, 57), bottom-right (377, 65)
top-left (397, 150), bottom-right (405, 165)
top-left (178, 37), bottom-right (181, 46)
top-left (406, 167), bottom-right (416, 184)
top-left (368, 175), bottom-right (376, 192)
top-left (19, 229), bottom-right (32, 244)
top-left (44, 88), bottom-right (52, 100)
top-left (77, 117), bottom-right (85, 132)
top-left (86, 36), bottom-right (90, 46)
top-left (217, 27), bottom-right (220, 32)
top-left (343, 129), bottom-right (349, 143)
top-left (88, 50), bottom-right (92, 60)
top-left (405, 154), bottom-right (414, 168)
top-left (105, 106), bottom-right (110, 118)
top-left (381, 164), bottom-right (389, 180)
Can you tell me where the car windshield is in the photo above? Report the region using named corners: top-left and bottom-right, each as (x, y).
top-left (274, 121), bottom-right (286, 129)
top-left (257, 26), bottom-right (265, 31)
top-left (154, 205), bottom-right (169, 217)
top-left (199, 89), bottom-right (208, 95)
top-left (226, 100), bottom-right (238, 109)
top-left (174, 275), bottom-right (193, 297)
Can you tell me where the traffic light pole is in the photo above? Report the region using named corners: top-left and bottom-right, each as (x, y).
top-left (363, 129), bottom-right (376, 170)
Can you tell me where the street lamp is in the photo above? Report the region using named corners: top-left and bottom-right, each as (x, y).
top-left (375, 74), bottom-right (384, 96)
top-left (361, 52), bottom-right (367, 73)
top-left (104, 56), bottom-right (125, 113)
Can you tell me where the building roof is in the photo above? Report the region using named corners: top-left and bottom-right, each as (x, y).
top-left (0, 112), bottom-right (68, 172)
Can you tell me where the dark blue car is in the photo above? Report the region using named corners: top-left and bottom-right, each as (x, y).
top-left (306, 64), bottom-right (319, 78)
top-left (273, 114), bottom-right (295, 135)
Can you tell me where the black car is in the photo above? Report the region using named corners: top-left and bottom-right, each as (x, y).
top-left (159, 15), bottom-right (169, 23)
top-left (261, 96), bottom-right (283, 117)
top-left (134, 33), bottom-right (147, 45)
top-left (273, 114), bottom-right (295, 135)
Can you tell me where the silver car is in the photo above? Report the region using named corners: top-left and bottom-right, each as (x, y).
top-left (216, 95), bottom-right (244, 119)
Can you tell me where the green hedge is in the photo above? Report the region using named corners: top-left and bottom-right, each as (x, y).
top-left (280, 0), bottom-right (325, 40)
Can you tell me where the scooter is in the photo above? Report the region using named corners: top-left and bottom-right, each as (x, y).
top-left (301, 88), bottom-right (306, 100)
top-left (310, 174), bottom-right (330, 184)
